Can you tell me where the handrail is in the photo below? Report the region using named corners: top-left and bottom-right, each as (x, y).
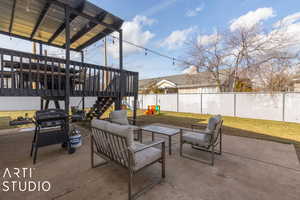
top-left (0, 47), bottom-right (138, 97)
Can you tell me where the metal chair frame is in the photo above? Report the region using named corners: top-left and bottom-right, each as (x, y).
top-left (180, 120), bottom-right (223, 166)
top-left (91, 127), bottom-right (166, 200)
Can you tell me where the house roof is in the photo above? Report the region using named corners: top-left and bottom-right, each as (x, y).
top-left (139, 72), bottom-right (223, 89)
top-left (0, 0), bottom-right (123, 51)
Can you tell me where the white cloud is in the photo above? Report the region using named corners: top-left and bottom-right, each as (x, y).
top-left (197, 32), bottom-right (220, 46)
top-left (183, 65), bottom-right (198, 74)
top-left (161, 26), bottom-right (196, 49)
top-left (186, 3), bottom-right (205, 17)
top-left (230, 7), bottom-right (275, 31)
top-left (273, 12), bottom-right (300, 27)
top-left (140, 0), bottom-right (177, 17)
top-left (266, 12), bottom-right (300, 51)
top-left (107, 15), bottom-right (155, 58)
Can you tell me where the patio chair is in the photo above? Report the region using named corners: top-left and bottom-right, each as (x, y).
top-left (107, 110), bottom-right (142, 142)
top-left (180, 115), bottom-right (223, 166)
top-left (91, 119), bottom-right (166, 200)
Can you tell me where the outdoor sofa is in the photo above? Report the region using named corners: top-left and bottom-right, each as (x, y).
top-left (91, 119), bottom-right (166, 200)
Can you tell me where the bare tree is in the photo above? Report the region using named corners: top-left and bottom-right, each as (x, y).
top-left (185, 24), bottom-right (300, 92)
top-left (186, 31), bottom-right (229, 92)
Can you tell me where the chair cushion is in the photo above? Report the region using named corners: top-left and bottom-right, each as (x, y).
top-left (106, 122), bottom-right (135, 149)
top-left (91, 119), bottom-right (135, 149)
top-left (207, 115), bottom-right (222, 131)
top-left (91, 119), bottom-right (110, 131)
top-left (133, 143), bottom-right (161, 171)
top-left (109, 110), bottom-right (129, 125)
top-left (182, 130), bottom-right (211, 146)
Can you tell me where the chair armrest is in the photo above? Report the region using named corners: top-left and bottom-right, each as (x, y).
top-left (191, 123), bottom-right (207, 130)
top-left (180, 128), bottom-right (214, 136)
top-left (128, 118), bottom-right (142, 125)
top-left (102, 118), bottom-right (111, 122)
top-left (133, 140), bottom-right (165, 153)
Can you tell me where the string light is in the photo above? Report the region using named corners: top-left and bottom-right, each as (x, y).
top-left (109, 35), bottom-right (190, 65)
top-left (26, 0), bottom-right (31, 12)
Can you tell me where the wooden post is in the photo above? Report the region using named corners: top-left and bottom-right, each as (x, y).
top-left (65, 5), bottom-right (70, 121)
top-left (39, 43), bottom-right (43, 110)
top-left (81, 51), bottom-right (85, 111)
top-left (116, 29), bottom-right (123, 110)
top-left (133, 73), bottom-right (138, 125)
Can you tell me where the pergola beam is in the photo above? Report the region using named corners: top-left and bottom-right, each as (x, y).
top-left (48, 5), bottom-right (83, 43)
top-left (49, 0), bottom-right (119, 32)
top-left (31, 2), bottom-right (51, 39)
top-left (63, 12), bottom-right (107, 48)
top-left (9, 0), bottom-right (16, 34)
top-left (0, 30), bottom-right (79, 52)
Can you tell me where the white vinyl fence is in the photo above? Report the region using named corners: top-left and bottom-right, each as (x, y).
top-left (1, 93), bottom-right (300, 123)
top-left (138, 93), bottom-right (300, 123)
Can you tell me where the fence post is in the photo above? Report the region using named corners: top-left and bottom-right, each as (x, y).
top-left (282, 93), bottom-right (286, 122)
top-left (177, 93), bottom-right (179, 112)
top-left (200, 93), bottom-right (203, 114)
top-left (234, 93), bottom-right (237, 117)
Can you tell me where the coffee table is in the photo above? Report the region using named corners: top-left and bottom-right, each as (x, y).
top-left (141, 125), bottom-right (180, 155)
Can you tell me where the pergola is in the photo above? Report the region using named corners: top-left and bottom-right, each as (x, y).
top-left (0, 0), bottom-right (131, 115)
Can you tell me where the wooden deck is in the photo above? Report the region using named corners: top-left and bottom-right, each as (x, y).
top-left (0, 47), bottom-right (138, 97)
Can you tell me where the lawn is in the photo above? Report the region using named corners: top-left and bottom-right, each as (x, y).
top-left (1, 109), bottom-right (300, 159)
top-left (127, 110), bottom-right (300, 160)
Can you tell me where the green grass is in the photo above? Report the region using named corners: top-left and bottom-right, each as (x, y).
top-left (1, 109), bottom-right (299, 160)
top-left (0, 110), bottom-right (36, 130)
top-left (129, 110), bottom-right (300, 160)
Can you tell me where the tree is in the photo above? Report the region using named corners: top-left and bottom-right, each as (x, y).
top-left (186, 31), bottom-right (229, 92)
top-left (184, 24), bottom-right (300, 92)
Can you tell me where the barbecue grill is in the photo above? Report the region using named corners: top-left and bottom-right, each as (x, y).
top-left (30, 109), bottom-right (75, 164)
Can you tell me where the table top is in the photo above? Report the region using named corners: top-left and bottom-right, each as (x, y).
top-left (142, 125), bottom-right (180, 136)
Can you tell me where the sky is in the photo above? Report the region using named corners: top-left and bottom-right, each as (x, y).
top-left (0, 0), bottom-right (300, 79)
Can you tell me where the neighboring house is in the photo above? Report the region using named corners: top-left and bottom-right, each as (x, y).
top-left (292, 73), bottom-right (300, 92)
top-left (139, 72), bottom-right (223, 94)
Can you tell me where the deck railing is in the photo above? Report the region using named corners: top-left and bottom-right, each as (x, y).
top-left (0, 48), bottom-right (138, 97)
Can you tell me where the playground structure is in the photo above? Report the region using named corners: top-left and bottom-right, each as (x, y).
top-left (145, 105), bottom-right (160, 115)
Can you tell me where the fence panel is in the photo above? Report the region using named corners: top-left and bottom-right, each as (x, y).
top-left (236, 93), bottom-right (283, 121)
top-left (178, 94), bottom-right (201, 114)
top-left (0, 97), bottom-right (40, 111)
top-left (157, 94), bottom-right (177, 112)
top-left (285, 93), bottom-right (300, 123)
top-left (141, 94), bottom-right (156, 109)
top-left (202, 93), bottom-right (235, 116)
top-left (1, 93), bottom-right (300, 123)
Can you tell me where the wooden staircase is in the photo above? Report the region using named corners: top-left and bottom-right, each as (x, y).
top-left (87, 97), bottom-right (116, 119)
top-left (87, 74), bottom-right (121, 119)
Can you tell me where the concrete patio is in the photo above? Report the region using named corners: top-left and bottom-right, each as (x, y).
top-left (0, 124), bottom-right (299, 200)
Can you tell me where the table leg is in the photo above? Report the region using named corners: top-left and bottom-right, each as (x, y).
top-left (152, 132), bottom-right (155, 141)
top-left (169, 136), bottom-right (172, 155)
top-left (140, 129), bottom-right (143, 143)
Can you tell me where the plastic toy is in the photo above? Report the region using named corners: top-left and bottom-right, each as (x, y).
top-left (145, 105), bottom-right (160, 115)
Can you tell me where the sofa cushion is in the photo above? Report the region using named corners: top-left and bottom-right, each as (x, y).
top-left (105, 122), bottom-right (135, 149)
top-left (182, 130), bottom-right (211, 146)
top-left (91, 119), bottom-right (110, 131)
top-left (91, 119), bottom-right (135, 149)
top-left (133, 143), bottom-right (161, 171)
top-left (109, 110), bottom-right (129, 125)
